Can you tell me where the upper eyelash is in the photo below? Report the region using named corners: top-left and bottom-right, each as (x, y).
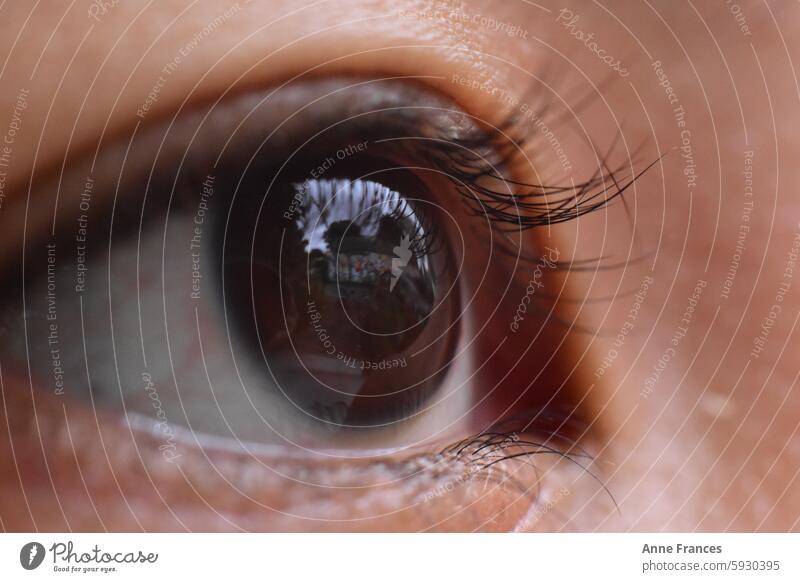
top-left (431, 124), bottom-right (650, 231)
top-left (441, 413), bottom-right (619, 515)
top-left (372, 91), bottom-right (653, 236)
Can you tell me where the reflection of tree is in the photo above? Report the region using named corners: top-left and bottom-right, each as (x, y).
top-left (375, 215), bottom-right (402, 252)
top-left (323, 220), bottom-right (361, 252)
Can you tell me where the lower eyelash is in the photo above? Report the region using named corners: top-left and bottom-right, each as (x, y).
top-left (434, 400), bottom-right (620, 513)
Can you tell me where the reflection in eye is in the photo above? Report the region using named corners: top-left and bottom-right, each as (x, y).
top-left (226, 174), bottom-right (460, 427)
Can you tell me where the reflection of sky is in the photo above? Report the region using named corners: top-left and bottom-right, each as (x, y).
top-left (294, 178), bottom-right (418, 253)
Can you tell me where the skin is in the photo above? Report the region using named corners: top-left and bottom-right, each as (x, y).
top-left (0, 0), bottom-right (799, 531)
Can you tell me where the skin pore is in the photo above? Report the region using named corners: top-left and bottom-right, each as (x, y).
top-left (1, 0), bottom-right (799, 531)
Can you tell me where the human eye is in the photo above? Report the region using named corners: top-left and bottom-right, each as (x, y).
top-left (0, 2), bottom-right (643, 533)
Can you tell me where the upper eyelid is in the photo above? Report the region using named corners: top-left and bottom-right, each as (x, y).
top-left (0, 78), bottom-right (502, 263)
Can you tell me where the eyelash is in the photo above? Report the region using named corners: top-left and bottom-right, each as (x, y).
top-left (433, 416), bottom-right (617, 515)
top-left (415, 110), bottom-right (629, 215)
top-left (367, 100), bottom-right (651, 274)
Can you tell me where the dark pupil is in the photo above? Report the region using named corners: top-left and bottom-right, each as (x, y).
top-left (226, 176), bottom-right (455, 428)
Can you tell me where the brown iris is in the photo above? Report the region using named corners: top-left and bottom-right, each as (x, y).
top-left (225, 169), bottom-right (459, 428)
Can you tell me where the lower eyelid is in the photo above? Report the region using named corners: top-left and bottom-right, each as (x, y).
top-left (1, 368), bottom-right (587, 531)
